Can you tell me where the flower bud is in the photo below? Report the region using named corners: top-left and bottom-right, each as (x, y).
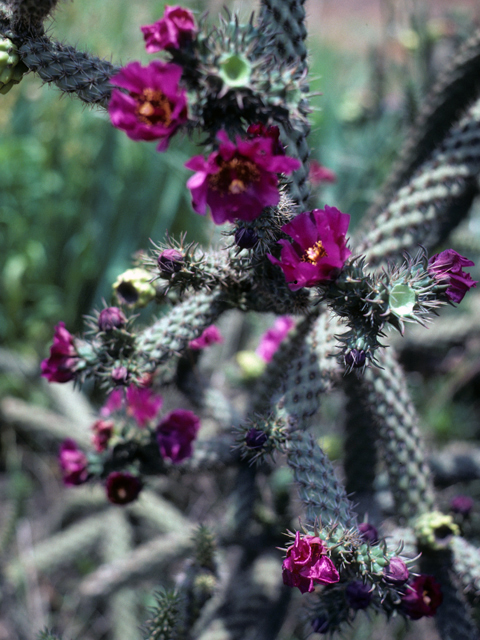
top-left (358, 522), bottom-right (379, 545)
top-left (111, 366), bottom-right (130, 385)
top-left (234, 227), bottom-right (258, 249)
top-left (383, 557), bottom-right (409, 585)
top-left (98, 307), bottom-right (127, 332)
top-left (345, 349), bottom-right (366, 368)
top-left (158, 248), bottom-right (184, 274)
top-left (245, 427), bottom-right (268, 449)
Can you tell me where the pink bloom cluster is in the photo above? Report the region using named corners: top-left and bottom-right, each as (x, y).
top-left (269, 206), bottom-right (351, 291)
top-left (101, 384), bottom-right (163, 428)
top-left (256, 316), bottom-right (294, 362)
top-left (41, 322), bottom-right (78, 383)
top-left (282, 531), bottom-right (340, 594)
top-left (157, 409), bottom-right (201, 463)
top-left (109, 61), bottom-right (188, 152)
top-left (59, 439), bottom-right (89, 486)
top-left (401, 575), bottom-right (443, 620)
top-left (428, 249), bottom-right (477, 303)
top-left (186, 131), bottom-right (300, 225)
top-left (141, 6), bottom-right (197, 52)
top-left (189, 325), bottom-right (224, 350)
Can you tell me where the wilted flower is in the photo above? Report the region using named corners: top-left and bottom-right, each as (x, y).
top-left (346, 581), bottom-right (373, 610)
top-left (309, 160), bottom-right (337, 186)
top-left (401, 575), bottom-right (443, 620)
top-left (106, 472), bottom-right (143, 505)
top-left (189, 325), bottom-right (224, 350)
top-left (157, 409), bottom-right (201, 463)
top-left (141, 6), bottom-right (198, 52)
top-left (358, 522), bottom-right (379, 545)
top-left (158, 248), bottom-right (184, 274)
top-left (256, 316), bottom-right (294, 362)
top-left (428, 249), bottom-right (477, 303)
top-left (109, 61), bottom-right (188, 152)
top-left (383, 556), bottom-right (409, 585)
top-left (98, 307), bottom-right (126, 332)
top-left (268, 206), bottom-right (351, 291)
top-left (185, 131), bottom-right (300, 225)
top-left (41, 322), bottom-right (78, 383)
top-left (91, 419), bottom-right (114, 452)
top-left (59, 439), bottom-right (89, 486)
top-left (450, 494), bottom-right (474, 517)
top-left (282, 531), bottom-right (340, 594)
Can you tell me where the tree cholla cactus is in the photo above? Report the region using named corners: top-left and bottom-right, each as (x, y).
top-left (3, 0), bottom-right (480, 638)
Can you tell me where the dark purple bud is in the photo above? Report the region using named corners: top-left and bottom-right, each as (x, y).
top-left (384, 556), bottom-right (409, 585)
top-left (111, 366), bottom-right (130, 385)
top-left (345, 349), bottom-right (366, 368)
top-left (450, 494), bottom-right (474, 517)
top-left (311, 615), bottom-right (329, 634)
top-left (235, 227), bottom-right (258, 249)
top-left (106, 472), bottom-right (142, 505)
top-left (245, 427), bottom-right (268, 449)
top-left (98, 307), bottom-right (127, 332)
top-left (358, 522), bottom-right (379, 545)
top-left (346, 581), bottom-right (373, 610)
top-left (158, 249), bottom-right (184, 274)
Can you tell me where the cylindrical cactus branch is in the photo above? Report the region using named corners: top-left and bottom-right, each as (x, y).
top-left (19, 35), bottom-right (120, 107)
top-left (360, 347), bottom-right (436, 523)
top-left (258, 0), bottom-right (310, 208)
top-left (9, 0), bottom-right (59, 32)
top-left (450, 536), bottom-right (480, 606)
top-left (357, 94), bottom-right (480, 268)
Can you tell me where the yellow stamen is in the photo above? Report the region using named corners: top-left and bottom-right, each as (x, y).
top-left (302, 240), bottom-right (328, 265)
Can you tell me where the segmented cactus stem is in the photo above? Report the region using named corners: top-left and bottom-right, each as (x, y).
top-left (19, 35), bottom-right (120, 106)
top-left (10, 0), bottom-right (59, 31)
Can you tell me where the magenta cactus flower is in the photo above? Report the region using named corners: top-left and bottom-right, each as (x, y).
top-left (246, 122), bottom-right (285, 155)
top-left (141, 6), bottom-right (198, 53)
top-left (59, 439), bottom-right (89, 486)
top-left (109, 61), bottom-right (188, 151)
top-left (189, 325), bottom-right (224, 350)
top-left (282, 531), bottom-right (340, 594)
top-left (126, 385), bottom-right (163, 427)
top-left (401, 575), bottom-right (443, 620)
top-left (428, 249), bottom-right (477, 303)
top-left (91, 419), bottom-right (114, 452)
top-left (41, 322), bottom-right (78, 383)
top-left (268, 206), bottom-right (351, 291)
top-left (106, 472), bottom-right (143, 505)
top-left (156, 409), bottom-right (201, 463)
top-left (256, 316), bottom-right (294, 362)
top-left (185, 131), bottom-right (300, 225)
top-left (309, 160), bottom-right (337, 186)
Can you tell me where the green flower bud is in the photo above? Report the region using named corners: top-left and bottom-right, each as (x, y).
top-left (0, 37), bottom-right (27, 94)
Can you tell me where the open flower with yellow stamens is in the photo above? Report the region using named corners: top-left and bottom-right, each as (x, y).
top-left (108, 61), bottom-right (188, 151)
top-left (185, 131), bottom-right (300, 225)
top-left (268, 206), bottom-right (351, 291)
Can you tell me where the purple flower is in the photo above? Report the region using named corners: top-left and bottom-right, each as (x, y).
top-left (309, 160), bottom-right (337, 186)
top-left (256, 316), bottom-right (294, 362)
top-left (268, 207), bottom-right (351, 291)
top-left (109, 61), bottom-right (188, 152)
top-left (141, 6), bottom-right (198, 52)
top-left (247, 122), bottom-right (285, 155)
top-left (245, 427), bottom-right (268, 449)
top-left (41, 322), bottom-right (78, 383)
top-left (428, 249), bottom-right (477, 303)
top-left (156, 409), bottom-right (201, 463)
top-left (158, 248), bottom-right (184, 274)
top-left (401, 575), bottom-right (443, 620)
top-left (383, 557), bottom-right (409, 585)
top-left (59, 439), bottom-right (89, 486)
top-left (189, 325), bottom-right (224, 350)
top-left (450, 494), bottom-right (474, 517)
top-left (101, 388), bottom-right (124, 417)
top-left (358, 522), bottom-right (379, 545)
top-left (91, 419), bottom-right (114, 453)
top-left (346, 581), bottom-right (373, 610)
top-left (185, 131), bottom-right (300, 225)
top-left (282, 531), bottom-right (340, 594)
top-left (106, 472), bottom-right (143, 505)
top-left (126, 385), bottom-right (163, 427)
top-left (98, 307), bottom-right (126, 332)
